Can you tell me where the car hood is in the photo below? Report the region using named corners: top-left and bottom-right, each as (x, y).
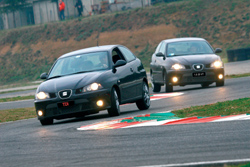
top-left (38, 71), bottom-right (105, 93)
top-left (168, 54), bottom-right (220, 65)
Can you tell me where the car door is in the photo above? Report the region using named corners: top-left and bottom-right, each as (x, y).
top-left (153, 42), bottom-right (166, 83)
top-left (111, 47), bottom-right (136, 102)
top-left (118, 46), bottom-right (143, 100)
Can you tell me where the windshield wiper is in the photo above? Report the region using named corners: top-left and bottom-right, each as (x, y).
top-left (47, 75), bottom-right (62, 80)
top-left (167, 54), bottom-right (183, 57)
top-left (71, 70), bottom-right (93, 75)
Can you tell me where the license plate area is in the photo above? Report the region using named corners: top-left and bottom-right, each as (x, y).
top-left (193, 72), bottom-right (206, 77)
top-left (58, 101), bottom-right (74, 108)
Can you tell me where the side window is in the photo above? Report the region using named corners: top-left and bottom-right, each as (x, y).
top-left (155, 42), bottom-right (162, 53)
top-left (118, 46), bottom-right (136, 62)
top-left (112, 49), bottom-right (124, 64)
top-left (159, 42), bottom-right (166, 55)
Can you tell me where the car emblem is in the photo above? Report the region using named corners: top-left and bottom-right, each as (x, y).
top-left (63, 92), bottom-right (67, 96)
top-left (193, 64), bottom-right (204, 71)
top-left (58, 89), bottom-right (72, 99)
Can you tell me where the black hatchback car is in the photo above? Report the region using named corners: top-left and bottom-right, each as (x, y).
top-left (150, 37), bottom-right (224, 92)
top-left (34, 45), bottom-right (150, 125)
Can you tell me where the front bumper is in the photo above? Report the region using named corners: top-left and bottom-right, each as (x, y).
top-left (34, 89), bottom-right (111, 120)
top-left (166, 68), bottom-right (224, 86)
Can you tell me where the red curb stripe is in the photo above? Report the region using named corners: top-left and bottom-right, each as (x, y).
top-left (150, 96), bottom-right (172, 99)
top-left (188, 115), bottom-right (240, 123)
top-left (163, 117), bottom-right (198, 125)
top-left (185, 116), bottom-right (222, 123)
top-left (112, 121), bottom-right (144, 129)
top-left (103, 121), bottom-right (144, 129)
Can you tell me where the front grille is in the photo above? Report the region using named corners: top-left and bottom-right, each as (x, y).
top-left (49, 93), bottom-right (56, 98)
top-left (193, 64), bottom-right (204, 71)
top-left (60, 104), bottom-right (81, 114)
top-left (58, 89), bottom-right (72, 99)
top-left (185, 65), bottom-right (191, 69)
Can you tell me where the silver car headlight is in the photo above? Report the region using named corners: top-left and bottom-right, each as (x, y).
top-left (171, 64), bottom-right (185, 70)
top-left (83, 83), bottom-right (103, 92)
top-left (211, 60), bottom-right (223, 68)
top-left (36, 92), bottom-right (50, 100)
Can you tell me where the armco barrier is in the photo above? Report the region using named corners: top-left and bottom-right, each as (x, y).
top-left (227, 48), bottom-right (250, 62)
top-left (227, 49), bottom-right (235, 62)
top-left (246, 48), bottom-right (250, 60)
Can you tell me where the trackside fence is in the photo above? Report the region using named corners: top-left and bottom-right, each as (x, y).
top-left (227, 48), bottom-right (250, 62)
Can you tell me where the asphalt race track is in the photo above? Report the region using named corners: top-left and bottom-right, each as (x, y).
top-left (1, 76), bottom-right (250, 167)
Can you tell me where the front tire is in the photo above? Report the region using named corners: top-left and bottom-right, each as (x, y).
top-left (136, 82), bottom-right (151, 110)
top-left (108, 88), bottom-right (120, 116)
top-left (40, 118), bottom-right (53, 126)
top-left (150, 72), bottom-right (161, 92)
top-left (164, 75), bottom-right (173, 92)
top-left (152, 82), bottom-right (161, 92)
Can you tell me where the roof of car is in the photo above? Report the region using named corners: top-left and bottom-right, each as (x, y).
top-left (163, 37), bottom-right (206, 43)
top-left (59, 45), bottom-right (120, 58)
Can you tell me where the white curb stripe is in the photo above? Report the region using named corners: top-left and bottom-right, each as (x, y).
top-left (122, 119), bottom-right (180, 129)
top-left (243, 116), bottom-right (250, 120)
top-left (212, 114), bottom-right (250, 122)
top-left (77, 120), bottom-right (119, 130)
top-left (137, 158), bottom-right (250, 167)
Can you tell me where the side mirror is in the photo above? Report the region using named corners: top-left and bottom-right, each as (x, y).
top-left (112, 60), bottom-right (127, 73)
top-left (156, 52), bottom-right (166, 60)
top-left (215, 48), bottom-right (222, 53)
top-left (40, 72), bottom-right (48, 79)
top-left (113, 60), bottom-right (127, 68)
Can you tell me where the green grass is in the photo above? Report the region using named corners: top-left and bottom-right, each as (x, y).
top-left (225, 73), bottom-right (250, 79)
top-left (0, 82), bottom-right (40, 90)
top-left (0, 88), bottom-right (36, 95)
top-left (0, 107), bottom-right (36, 123)
top-left (172, 97), bottom-right (250, 118)
top-left (0, 96), bottom-right (34, 103)
top-left (228, 163), bottom-right (250, 167)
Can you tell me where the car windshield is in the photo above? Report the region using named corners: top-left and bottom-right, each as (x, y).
top-left (48, 51), bottom-right (109, 79)
top-left (166, 41), bottom-right (214, 57)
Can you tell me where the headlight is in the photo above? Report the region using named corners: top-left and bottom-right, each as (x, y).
top-left (211, 60), bottom-right (223, 68)
top-left (36, 92), bottom-right (50, 100)
top-left (171, 64), bottom-right (185, 70)
top-left (76, 83), bottom-right (103, 93)
top-left (84, 83), bottom-right (103, 92)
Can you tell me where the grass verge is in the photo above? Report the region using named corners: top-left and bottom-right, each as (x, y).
top-left (0, 107), bottom-right (36, 123)
top-left (0, 96), bottom-right (34, 103)
top-left (172, 97), bottom-right (250, 118)
top-left (0, 88), bottom-right (36, 94)
top-left (225, 73), bottom-right (250, 79)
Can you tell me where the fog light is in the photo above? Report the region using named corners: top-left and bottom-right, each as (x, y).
top-left (172, 77), bottom-right (178, 83)
top-left (38, 110), bottom-right (43, 116)
top-left (96, 100), bottom-right (104, 107)
top-left (218, 74), bottom-right (223, 79)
